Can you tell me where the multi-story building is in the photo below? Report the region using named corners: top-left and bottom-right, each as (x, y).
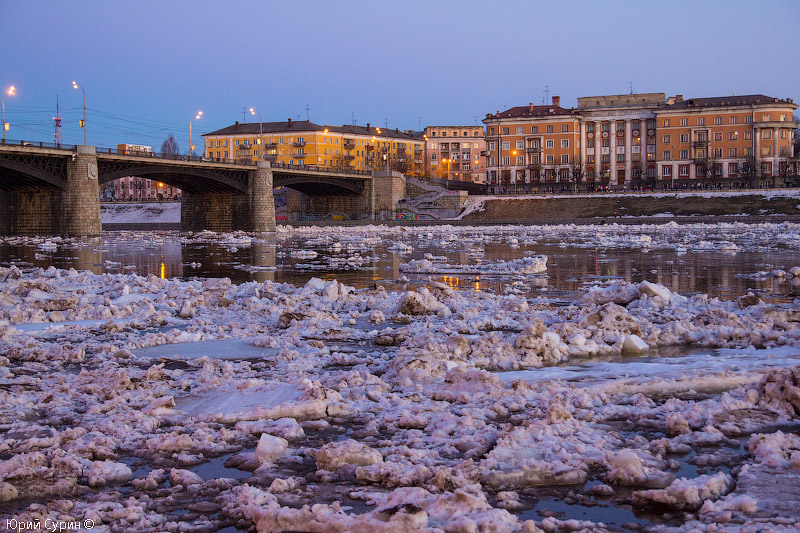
top-left (202, 120), bottom-right (425, 177)
top-left (655, 95), bottom-right (797, 187)
top-left (101, 176), bottom-right (181, 201)
top-left (485, 93), bottom-right (797, 192)
top-left (484, 97), bottom-right (582, 193)
top-left (423, 126), bottom-right (485, 183)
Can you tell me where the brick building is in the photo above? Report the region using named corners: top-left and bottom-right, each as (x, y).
top-left (423, 126), bottom-right (485, 183)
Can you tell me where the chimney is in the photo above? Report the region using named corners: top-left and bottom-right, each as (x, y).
top-left (235, 121), bottom-right (239, 130)
top-left (675, 94), bottom-right (684, 103)
top-left (287, 118), bottom-right (292, 127)
top-left (367, 122), bottom-right (370, 131)
top-left (552, 96), bottom-right (561, 107)
top-left (529, 103), bottom-right (534, 112)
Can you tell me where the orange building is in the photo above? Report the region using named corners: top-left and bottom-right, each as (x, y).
top-left (655, 95), bottom-right (797, 187)
top-left (485, 92), bottom-right (797, 192)
top-left (484, 97), bottom-right (581, 193)
top-left (423, 126), bottom-right (485, 183)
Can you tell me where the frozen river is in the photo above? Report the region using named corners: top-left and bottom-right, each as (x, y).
top-left (1, 222), bottom-right (799, 532)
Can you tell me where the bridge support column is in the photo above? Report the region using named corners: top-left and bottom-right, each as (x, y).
top-left (248, 161), bottom-right (276, 232)
top-left (371, 170), bottom-right (405, 221)
top-left (64, 145), bottom-right (102, 236)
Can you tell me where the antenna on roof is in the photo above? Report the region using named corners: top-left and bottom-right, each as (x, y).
top-left (384, 118), bottom-right (388, 129)
top-left (418, 116), bottom-right (422, 130)
top-left (351, 111), bottom-right (356, 126)
top-left (543, 85), bottom-right (550, 102)
top-left (629, 82), bottom-right (634, 94)
top-left (473, 115), bottom-right (478, 126)
top-left (305, 104), bottom-right (310, 121)
top-left (242, 108), bottom-right (247, 124)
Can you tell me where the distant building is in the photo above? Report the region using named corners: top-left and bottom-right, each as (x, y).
top-left (202, 120), bottom-right (425, 177)
top-left (484, 93), bottom-right (797, 192)
top-left (102, 176), bottom-right (181, 201)
top-left (423, 126), bottom-right (485, 183)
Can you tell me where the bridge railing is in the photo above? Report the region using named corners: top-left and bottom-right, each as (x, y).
top-left (0, 139), bottom-right (77, 151)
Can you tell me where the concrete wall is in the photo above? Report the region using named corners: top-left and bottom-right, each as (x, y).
top-left (0, 188), bottom-right (64, 235)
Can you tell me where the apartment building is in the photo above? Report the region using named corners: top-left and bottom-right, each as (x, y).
top-left (202, 120), bottom-right (425, 177)
top-left (655, 95), bottom-right (796, 187)
top-left (484, 97), bottom-right (582, 192)
top-left (423, 126), bottom-right (486, 183)
top-left (485, 93), bottom-right (797, 191)
top-left (102, 176), bottom-right (181, 201)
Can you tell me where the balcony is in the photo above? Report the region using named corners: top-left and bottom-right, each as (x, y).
top-left (293, 140), bottom-right (305, 147)
top-left (691, 140), bottom-right (708, 148)
top-left (343, 141), bottom-right (355, 150)
top-left (294, 152), bottom-right (306, 158)
top-left (526, 147), bottom-right (541, 154)
top-left (344, 154), bottom-right (355, 160)
top-left (265, 142), bottom-right (277, 149)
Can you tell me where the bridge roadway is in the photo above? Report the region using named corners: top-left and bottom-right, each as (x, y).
top-left (0, 142), bottom-right (405, 235)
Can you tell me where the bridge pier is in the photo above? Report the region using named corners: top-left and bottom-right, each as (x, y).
top-left (371, 170), bottom-right (406, 220)
top-left (248, 161), bottom-right (276, 232)
top-left (181, 162), bottom-right (275, 232)
top-left (64, 146), bottom-right (102, 236)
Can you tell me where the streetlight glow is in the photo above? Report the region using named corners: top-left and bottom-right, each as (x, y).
top-left (72, 81), bottom-right (86, 145)
top-left (2, 85), bottom-right (17, 142)
top-left (250, 107), bottom-right (263, 161)
top-left (189, 110), bottom-right (203, 156)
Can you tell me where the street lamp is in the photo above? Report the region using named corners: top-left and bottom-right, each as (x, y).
top-left (512, 150), bottom-right (518, 193)
top-left (72, 81), bottom-right (86, 145)
top-left (189, 111), bottom-right (202, 159)
top-left (376, 128), bottom-right (390, 171)
top-left (250, 107), bottom-right (262, 161)
top-left (2, 85), bottom-right (15, 143)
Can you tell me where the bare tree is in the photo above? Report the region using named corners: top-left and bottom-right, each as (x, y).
top-left (161, 134), bottom-right (179, 156)
top-left (571, 158), bottom-right (585, 193)
top-left (741, 155), bottom-right (759, 188)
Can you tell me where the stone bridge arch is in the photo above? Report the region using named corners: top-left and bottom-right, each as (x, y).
top-left (97, 161), bottom-right (249, 193)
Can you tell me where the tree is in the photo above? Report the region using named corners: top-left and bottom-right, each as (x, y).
top-left (741, 155), bottom-right (759, 188)
top-left (161, 134), bottom-right (179, 157)
top-left (570, 158), bottom-right (585, 193)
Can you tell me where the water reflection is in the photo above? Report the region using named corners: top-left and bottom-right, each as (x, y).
top-left (0, 230), bottom-right (797, 303)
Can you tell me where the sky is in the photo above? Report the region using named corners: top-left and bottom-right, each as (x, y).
top-left (2, 0), bottom-right (798, 152)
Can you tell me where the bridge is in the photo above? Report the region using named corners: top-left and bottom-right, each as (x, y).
top-left (0, 141), bottom-right (406, 235)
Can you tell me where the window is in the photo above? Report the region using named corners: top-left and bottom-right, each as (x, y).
top-left (663, 150), bottom-right (672, 160)
top-left (601, 154), bottom-right (610, 163)
top-left (463, 163), bottom-right (471, 170)
top-left (516, 126), bottom-right (523, 134)
top-left (502, 141), bottom-right (510, 150)
top-left (532, 126), bottom-right (538, 133)
top-left (489, 141), bottom-right (495, 150)
top-left (208, 141), bottom-right (213, 147)
top-left (502, 156), bottom-right (510, 165)
top-left (679, 165), bottom-right (689, 177)
top-left (488, 127), bottom-right (494, 135)
top-left (727, 162), bottom-right (737, 175)
top-left (780, 130), bottom-right (787, 139)
top-left (714, 148), bottom-right (722, 158)
top-left (729, 116), bottom-right (737, 124)
top-left (546, 125), bottom-right (554, 133)
top-left (763, 114), bottom-right (771, 122)
top-left (546, 139), bottom-right (554, 148)
top-left (729, 148), bottom-right (737, 157)
top-left (780, 114), bottom-right (787, 121)
top-left (762, 145), bottom-right (772, 156)
top-left (663, 119), bottom-right (670, 127)
top-left (587, 155), bottom-right (595, 164)
top-left (216, 141), bottom-right (221, 147)
top-left (546, 155), bottom-right (554, 164)
top-left (729, 132), bottom-right (737, 141)
top-left (681, 134), bottom-right (689, 143)
top-left (680, 150), bottom-right (689, 160)
top-left (714, 132), bottom-right (722, 142)
top-left (698, 118), bottom-right (705, 126)
top-left (602, 122), bottom-right (610, 132)
top-left (680, 118), bottom-right (688, 127)
top-left (744, 147), bottom-right (753, 156)
top-left (663, 166), bottom-right (672, 177)
top-left (745, 115), bottom-right (753, 124)
top-left (561, 154), bottom-right (569, 164)
top-left (744, 131), bottom-right (752, 140)
top-left (587, 123), bottom-right (595, 133)
top-left (602, 139), bottom-right (609, 147)
top-left (662, 134), bottom-right (671, 143)
top-left (517, 156), bottom-right (524, 165)
top-left (715, 117), bottom-right (722, 125)
top-left (489, 156), bottom-right (495, 166)
top-left (561, 139), bottom-right (569, 148)
top-left (502, 127), bottom-right (509, 135)
top-left (647, 119), bottom-right (656, 129)
top-left (516, 140), bottom-right (524, 149)
top-left (616, 153), bottom-right (624, 162)
top-left (762, 130), bottom-right (772, 140)
top-left (562, 125), bottom-right (569, 132)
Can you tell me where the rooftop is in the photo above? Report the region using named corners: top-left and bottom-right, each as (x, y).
top-left (205, 120), bottom-right (421, 141)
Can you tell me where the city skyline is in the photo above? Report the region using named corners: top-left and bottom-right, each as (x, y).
top-left (2, 0), bottom-right (798, 151)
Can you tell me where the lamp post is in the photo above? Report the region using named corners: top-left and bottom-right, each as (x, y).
top-left (189, 111), bottom-right (202, 159)
top-left (250, 108), bottom-right (262, 161)
top-left (512, 150), bottom-right (518, 193)
top-left (72, 81), bottom-right (86, 145)
top-left (2, 85), bottom-right (15, 143)
top-left (376, 127), bottom-right (390, 171)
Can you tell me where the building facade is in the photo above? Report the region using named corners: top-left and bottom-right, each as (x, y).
top-left (484, 93), bottom-right (797, 192)
top-left (101, 176), bottom-right (181, 201)
top-left (423, 126), bottom-right (486, 183)
top-left (203, 120), bottom-right (425, 177)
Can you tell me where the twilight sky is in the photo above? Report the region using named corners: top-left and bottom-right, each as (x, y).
top-left (2, 0), bottom-right (798, 152)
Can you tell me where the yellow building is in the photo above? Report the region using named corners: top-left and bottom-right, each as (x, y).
top-left (202, 120), bottom-right (424, 177)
